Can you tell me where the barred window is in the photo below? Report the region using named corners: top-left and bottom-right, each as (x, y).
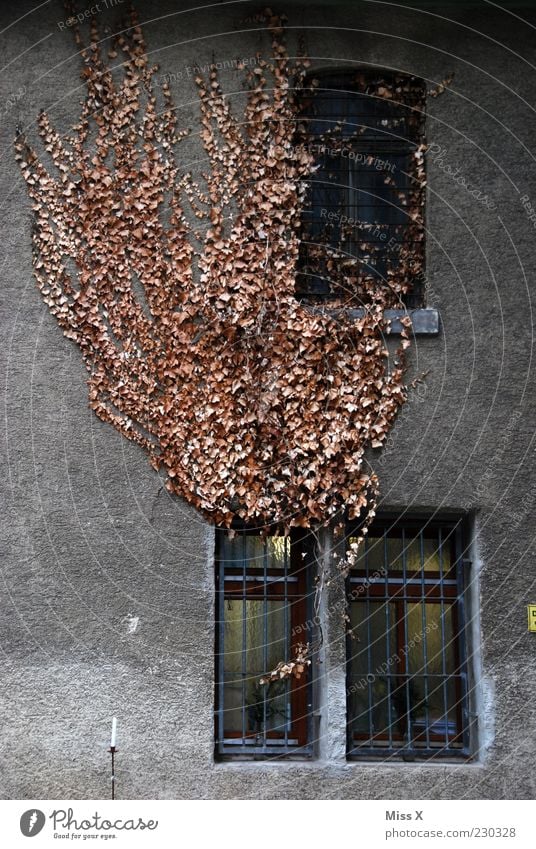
top-left (215, 529), bottom-right (315, 758)
top-left (346, 515), bottom-right (471, 759)
top-left (296, 70), bottom-right (426, 307)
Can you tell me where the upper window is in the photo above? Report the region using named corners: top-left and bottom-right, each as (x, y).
top-left (296, 70), bottom-right (426, 308)
top-left (346, 515), bottom-right (470, 760)
top-left (215, 528), bottom-right (315, 758)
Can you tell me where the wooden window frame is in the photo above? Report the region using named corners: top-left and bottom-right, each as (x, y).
top-left (345, 514), bottom-right (471, 760)
top-left (215, 528), bottom-right (314, 759)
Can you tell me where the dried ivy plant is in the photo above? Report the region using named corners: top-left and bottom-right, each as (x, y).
top-left (14, 6), bottom-right (424, 535)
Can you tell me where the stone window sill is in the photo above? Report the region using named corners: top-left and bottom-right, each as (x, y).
top-left (309, 307), bottom-right (440, 336)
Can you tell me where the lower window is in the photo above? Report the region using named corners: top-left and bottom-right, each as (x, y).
top-left (346, 515), bottom-right (471, 759)
top-left (215, 528), bottom-right (314, 758)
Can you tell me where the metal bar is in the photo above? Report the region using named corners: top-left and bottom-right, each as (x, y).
top-left (263, 538), bottom-right (268, 747)
top-left (361, 673), bottom-right (462, 678)
top-left (384, 529), bottom-right (393, 750)
top-left (365, 535), bottom-right (374, 745)
top-left (401, 527), bottom-right (412, 748)
top-left (420, 529), bottom-right (430, 750)
top-left (347, 747), bottom-right (465, 760)
top-left (223, 574), bottom-right (299, 583)
top-left (349, 575), bottom-right (457, 585)
top-left (438, 526), bottom-right (449, 750)
top-left (284, 536), bottom-right (290, 748)
top-left (241, 533), bottom-right (247, 746)
top-left (222, 738), bottom-right (300, 746)
top-left (308, 533), bottom-right (316, 752)
top-left (349, 595), bottom-right (457, 604)
top-left (217, 532), bottom-right (225, 754)
top-left (455, 523), bottom-right (471, 753)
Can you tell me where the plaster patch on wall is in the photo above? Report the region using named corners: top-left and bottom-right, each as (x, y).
top-left (479, 675), bottom-right (496, 760)
top-left (123, 613), bottom-right (140, 634)
top-left (468, 513), bottom-right (495, 763)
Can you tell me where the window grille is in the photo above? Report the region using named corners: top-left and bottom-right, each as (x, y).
top-left (296, 70), bottom-right (426, 308)
top-left (215, 528), bottom-right (315, 757)
top-left (346, 515), bottom-right (471, 759)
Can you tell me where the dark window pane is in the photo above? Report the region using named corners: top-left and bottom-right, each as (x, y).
top-left (223, 599), bottom-right (289, 735)
top-left (349, 530), bottom-right (454, 575)
top-left (347, 601), bottom-right (397, 740)
top-left (216, 530), bottom-right (312, 756)
top-left (296, 71), bottom-right (425, 306)
top-left (346, 518), bottom-right (468, 758)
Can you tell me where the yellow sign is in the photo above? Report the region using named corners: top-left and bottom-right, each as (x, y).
top-left (528, 605), bottom-right (536, 632)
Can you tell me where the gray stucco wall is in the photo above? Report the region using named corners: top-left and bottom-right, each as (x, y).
top-left (1, 0), bottom-right (535, 799)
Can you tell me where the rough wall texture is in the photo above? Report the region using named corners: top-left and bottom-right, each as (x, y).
top-left (1, 0), bottom-right (535, 799)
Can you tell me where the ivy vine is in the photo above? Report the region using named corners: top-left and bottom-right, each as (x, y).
top-left (15, 5), bottom-right (427, 535)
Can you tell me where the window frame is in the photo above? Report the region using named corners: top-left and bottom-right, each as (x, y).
top-left (296, 68), bottom-right (439, 336)
top-left (215, 527), bottom-right (316, 759)
top-left (296, 69), bottom-right (426, 304)
top-left (345, 513), bottom-right (472, 761)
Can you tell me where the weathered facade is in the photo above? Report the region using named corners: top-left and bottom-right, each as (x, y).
top-left (1, 0), bottom-right (535, 799)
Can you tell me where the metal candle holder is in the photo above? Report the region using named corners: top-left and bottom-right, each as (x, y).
top-left (108, 717), bottom-right (118, 800)
top-left (108, 745), bottom-right (117, 800)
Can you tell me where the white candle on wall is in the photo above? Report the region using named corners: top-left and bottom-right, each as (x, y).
top-left (111, 717), bottom-right (117, 749)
